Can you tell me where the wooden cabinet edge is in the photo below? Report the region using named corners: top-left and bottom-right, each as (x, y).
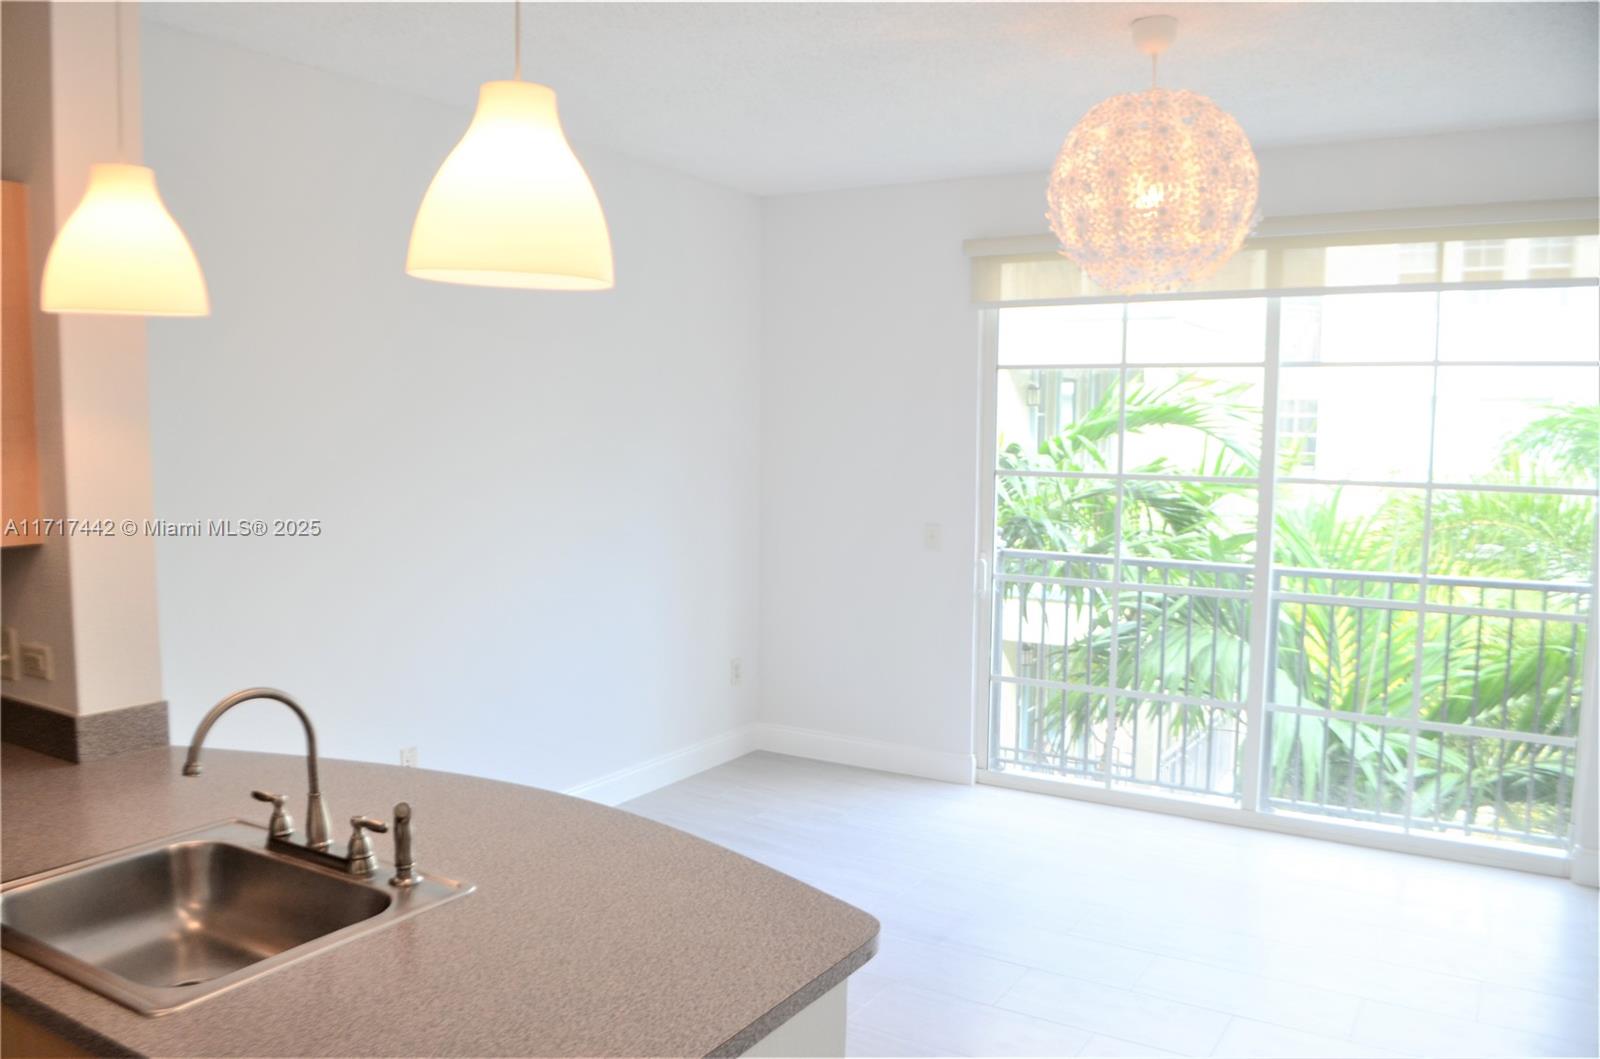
top-left (2, 180), bottom-right (44, 548)
top-left (0, 1005), bottom-right (94, 1058)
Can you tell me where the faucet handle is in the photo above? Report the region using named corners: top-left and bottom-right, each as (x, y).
top-left (347, 815), bottom-right (387, 877)
top-left (251, 790), bottom-right (294, 839)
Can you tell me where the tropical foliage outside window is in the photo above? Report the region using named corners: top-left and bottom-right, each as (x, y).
top-left (987, 282), bottom-right (1597, 849)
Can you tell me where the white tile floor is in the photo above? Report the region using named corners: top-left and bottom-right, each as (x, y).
top-left (625, 752), bottom-right (1600, 1059)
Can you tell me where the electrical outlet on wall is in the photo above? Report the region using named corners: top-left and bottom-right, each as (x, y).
top-left (0, 627), bottom-right (18, 681)
top-left (923, 522), bottom-right (943, 551)
top-left (729, 658), bottom-right (743, 686)
top-left (400, 746), bottom-right (419, 768)
top-left (20, 643), bottom-right (53, 681)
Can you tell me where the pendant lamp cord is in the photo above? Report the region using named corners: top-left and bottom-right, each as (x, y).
top-left (114, 0), bottom-right (126, 159)
top-left (513, 0), bottom-right (522, 80)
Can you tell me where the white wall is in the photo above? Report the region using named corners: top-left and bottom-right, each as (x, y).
top-left (757, 122), bottom-right (1600, 774)
top-left (138, 26), bottom-right (1594, 801)
top-left (142, 24), bottom-right (762, 794)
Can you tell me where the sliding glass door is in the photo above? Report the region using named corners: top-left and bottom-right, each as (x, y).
top-left (978, 232), bottom-right (1598, 855)
top-left (988, 298), bottom-right (1265, 799)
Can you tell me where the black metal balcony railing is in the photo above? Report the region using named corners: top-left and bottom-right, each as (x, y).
top-left (989, 548), bottom-right (1588, 849)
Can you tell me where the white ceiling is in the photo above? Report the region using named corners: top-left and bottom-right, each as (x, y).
top-left (144, 2), bottom-right (1599, 196)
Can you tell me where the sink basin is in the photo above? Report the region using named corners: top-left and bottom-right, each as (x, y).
top-left (1, 820), bottom-right (473, 1014)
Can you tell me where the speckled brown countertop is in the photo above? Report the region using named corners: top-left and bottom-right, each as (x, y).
top-left (0, 743), bottom-right (878, 1057)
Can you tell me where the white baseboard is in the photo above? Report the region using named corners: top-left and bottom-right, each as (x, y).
top-left (753, 722), bottom-right (976, 785)
top-left (1573, 846), bottom-right (1599, 888)
top-left (564, 725), bottom-right (759, 806)
top-left (565, 721), bottom-right (975, 805)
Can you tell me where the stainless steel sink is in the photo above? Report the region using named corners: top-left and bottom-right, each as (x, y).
top-left (1, 820), bottom-right (473, 1015)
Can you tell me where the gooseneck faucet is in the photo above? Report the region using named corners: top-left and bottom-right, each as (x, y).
top-left (182, 687), bottom-right (334, 851)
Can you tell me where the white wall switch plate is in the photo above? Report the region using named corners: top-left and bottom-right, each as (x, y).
top-left (400, 746), bottom-right (419, 768)
top-left (923, 522), bottom-right (943, 551)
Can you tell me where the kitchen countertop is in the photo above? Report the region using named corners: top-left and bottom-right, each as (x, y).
top-left (0, 742), bottom-right (879, 1057)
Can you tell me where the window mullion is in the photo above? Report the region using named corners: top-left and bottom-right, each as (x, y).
top-left (1239, 297), bottom-right (1283, 812)
top-left (1401, 293), bottom-right (1446, 833)
top-left (1101, 305), bottom-right (1130, 788)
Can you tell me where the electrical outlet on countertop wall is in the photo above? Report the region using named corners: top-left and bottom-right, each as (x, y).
top-left (0, 627), bottom-right (18, 681)
top-left (729, 657), bottom-right (742, 686)
top-left (19, 642), bottom-right (53, 681)
top-left (400, 746), bottom-right (419, 768)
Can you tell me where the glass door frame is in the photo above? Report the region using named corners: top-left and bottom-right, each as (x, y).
top-left (971, 279), bottom-right (1600, 878)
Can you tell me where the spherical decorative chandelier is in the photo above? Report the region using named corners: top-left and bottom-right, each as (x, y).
top-left (1046, 16), bottom-right (1259, 294)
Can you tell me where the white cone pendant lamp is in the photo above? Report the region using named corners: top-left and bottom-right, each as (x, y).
top-left (42, 163), bottom-right (209, 315)
top-left (1046, 16), bottom-right (1258, 294)
top-left (41, 3), bottom-right (208, 316)
top-left (407, 1), bottom-right (613, 290)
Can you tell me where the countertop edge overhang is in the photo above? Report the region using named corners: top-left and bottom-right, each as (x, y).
top-left (0, 743), bottom-right (881, 1058)
top-left (709, 934), bottom-right (879, 1058)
